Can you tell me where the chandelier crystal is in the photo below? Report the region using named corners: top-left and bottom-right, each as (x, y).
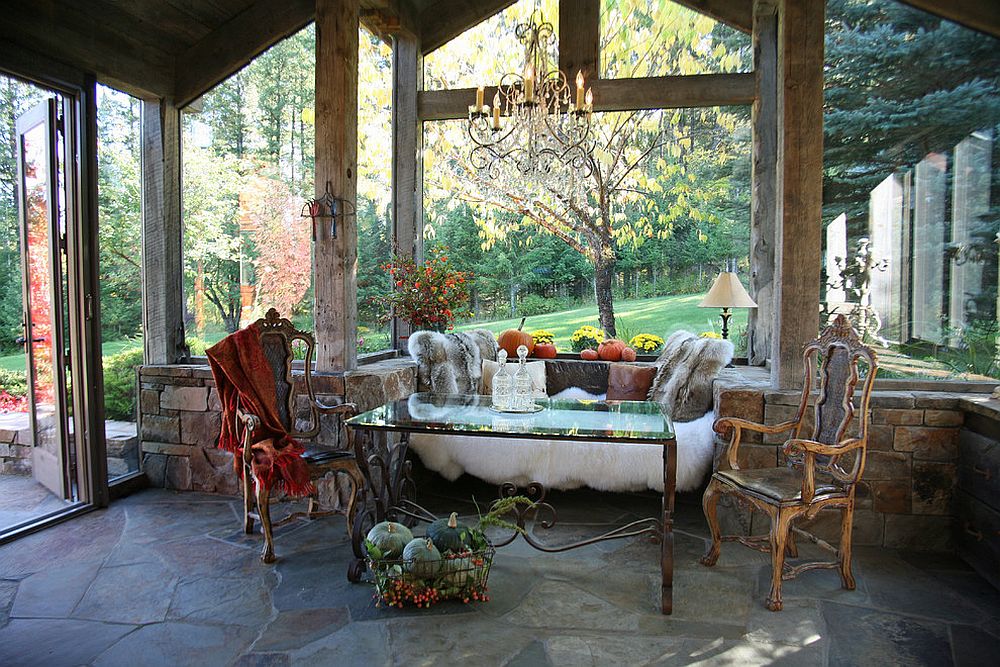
top-left (466, 11), bottom-right (594, 195)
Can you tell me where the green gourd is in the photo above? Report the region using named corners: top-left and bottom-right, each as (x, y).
top-left (427, 512), bottom-right (471, 554)
top-left (442, 556), bottom-right (475, 588)
top-left (365, 521), bottom-right (413, 559)
top-left (402, 537), bottom-right (441, 578)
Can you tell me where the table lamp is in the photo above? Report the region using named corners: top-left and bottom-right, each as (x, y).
top-left (699, 270), bottom-right (757, 340)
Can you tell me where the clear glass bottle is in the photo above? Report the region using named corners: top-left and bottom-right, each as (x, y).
top-left (514, 344), bottom-right (532, 411)
top-left (492, 349), bottom-right (512, 410)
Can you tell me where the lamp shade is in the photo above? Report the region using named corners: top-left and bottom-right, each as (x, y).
top-left (699, 272), bottom-right (758, 308)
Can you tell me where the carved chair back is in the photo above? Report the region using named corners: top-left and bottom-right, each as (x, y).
top-left (254, 308), bottom-right (322, 439)
top-left (791, 314), bottom-right (878, 486)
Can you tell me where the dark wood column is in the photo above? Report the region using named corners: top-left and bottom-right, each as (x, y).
top-left (558, 0), bottom-right (600, 81)
top-left (141, 98), bottom-right (187, 365)
top-left (771, 0), bottom-right (825, 388)
top-left (747, 0), bottom-right (778, 366)
top-left (314, 0), bottom-right (360, 372)
top-left (391, 29), bottom-right (421, 350)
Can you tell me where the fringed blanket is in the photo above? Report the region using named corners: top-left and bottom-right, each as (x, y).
top-left (207, 324), bottom-right (313, 497)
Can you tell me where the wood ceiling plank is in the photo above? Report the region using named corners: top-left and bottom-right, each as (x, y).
top-left (898, 0), bottom-right (1000, 38)
top-left (174, 0), bottom-right (314, 108)
top-left (86, 0), bottom-right (214, 48)
top-left (670, 0), bottom-right (752, 34)
top-left (419, 0), bottom-right (517, 54)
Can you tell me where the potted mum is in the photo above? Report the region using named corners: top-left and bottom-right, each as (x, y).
top-left (382, 246), bottom-right (472, 333)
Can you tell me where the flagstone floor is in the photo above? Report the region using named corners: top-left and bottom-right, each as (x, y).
top-left (1, 478), bottom-right (999, 666)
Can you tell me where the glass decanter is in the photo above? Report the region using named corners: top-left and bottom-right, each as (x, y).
top-left (492, 349), bottom-right (513, 410)
top-left (513, 344), bottom-right (532, 411)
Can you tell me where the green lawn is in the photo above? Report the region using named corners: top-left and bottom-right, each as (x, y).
top-left (0, 338), bottom-right (140, 373)
top-left (456, 293), bottom-right (749, 350)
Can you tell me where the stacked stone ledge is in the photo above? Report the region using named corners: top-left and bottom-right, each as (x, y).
top-left (138, 360), bottom-right (416, 496)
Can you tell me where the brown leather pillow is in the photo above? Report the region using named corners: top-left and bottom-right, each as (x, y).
top-left (606, 364), bottom-right (657, 401)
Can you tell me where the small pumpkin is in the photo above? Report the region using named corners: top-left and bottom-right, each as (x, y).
top-left (580, 348), bottom-right (599, 361)
top-left (442, 555), bottom-right (476, 588)
top-left (621, 347), bottom-right (637, 362)
top-left (597, 339), bottom-right (628, 362)
top-left (366, 521), bottom-right (414, 559)
top-left (403, 537), bottom-right (441, 578)
top-left (427, 512), bottom-right (471, 553)
top-left (533, 342), bottom-right (557, 359)
top-left (498, 317), bottom-right (534, 357)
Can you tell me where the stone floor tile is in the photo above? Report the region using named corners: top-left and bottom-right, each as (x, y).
top-left (0, 579), bottom-right (19, 627)
top-left (822, 601), bottom-right (953, 666)
top-left (950, 625), bottom-right (1000, 667)
top-left (290, 620), bottom-right (391, 667)
top-left (504, 580), bottom-right (643, 632)
top-left (745, 598), bottom-right (827, 649)
top-left (73, 560), bottom-right (177, 624)
top-left (150, 534), bottom-right (258, 579)
top-left (252, 607), bottom-right (350, 652)
top-left (11, 560), bottom-right (101, 618)
top-left (232, 652), bottom-right (292, 667)
top-left (168, 573), bottom-right (276, 628)
top-left (506, 639), bottom-right (552, 667)
top-left (94, 621), bottom-right (257, 667)
top-left (542, 634), bottom-right (699, 666)
top-left (0, 617), bottom-right (136, 667)
top-left (0, 505), bottom-right (125, 578)
top-left (387, 614), bottom-right (537, 665)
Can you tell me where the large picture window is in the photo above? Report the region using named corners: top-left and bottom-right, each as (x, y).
top-left (823, 0), bottom-right (1000, 381)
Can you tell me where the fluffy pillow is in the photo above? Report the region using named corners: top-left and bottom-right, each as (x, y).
top-left (647, 331), bottom-right (733, 421)
top-left (481, 359), bottom-right (547, 398)
top-left (606, 364), bottom-right (657, 401)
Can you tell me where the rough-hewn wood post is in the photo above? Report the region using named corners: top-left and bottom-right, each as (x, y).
top-left (558, 0), bottom-right (600, 81)
top-left (391, 30), bottom-right (421, 350)
top-left (771, 0), bottom-right (825, 388)
top-left (747, 0), bottom-right (778, 366)
top-left (314, 0), bottom-right (359, 372)
top-left (141, 99), bottom-right (187, 365)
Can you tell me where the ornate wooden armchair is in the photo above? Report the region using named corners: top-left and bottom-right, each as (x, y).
top-left (700, 315), bottom-right (878, 611)
top-left (236, 309), bottom-right (365, 563)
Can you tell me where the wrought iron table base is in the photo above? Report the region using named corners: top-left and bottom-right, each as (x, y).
top-left (347, 429), bottom-right (677, 614)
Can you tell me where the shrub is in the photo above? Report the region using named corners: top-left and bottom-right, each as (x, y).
top-left (0, 368), bottom-right (28, 397)
top-left (103, 345), bottom-right (144, 421)
top-left (571, 325), bottom-right (605, 352)
top-left (517, 294), bottom-right (574, 317)
top-left (629, 334), bottom-right (665, 354)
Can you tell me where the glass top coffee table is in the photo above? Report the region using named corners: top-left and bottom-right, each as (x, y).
top-left (345, 392), bottom-right (678, 614)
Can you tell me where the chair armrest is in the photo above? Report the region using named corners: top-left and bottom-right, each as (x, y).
top-left (713, 417), bottom-right (799, 471)
top-left (783, 438), bottom-right (865, 503)
top-left (236, 408), bottom-right (260, 432)
top-left (235, 408), bottom-right (259, 465)
top-left (316, 400), bottom-right (359, 419)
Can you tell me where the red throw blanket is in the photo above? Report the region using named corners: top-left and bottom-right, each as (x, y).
top-left (207, 323), bottom-right (314, 497)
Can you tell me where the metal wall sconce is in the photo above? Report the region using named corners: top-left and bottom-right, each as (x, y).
top-left (302, 180), bottom-right (355, 240)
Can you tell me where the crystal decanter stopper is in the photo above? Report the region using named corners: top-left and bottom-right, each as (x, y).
top-left (492, 349), bottom-right (513, 410)
top-left (513, 344), bottom-right (532, 411)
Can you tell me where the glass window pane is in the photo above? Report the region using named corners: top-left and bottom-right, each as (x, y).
top-left (823, 0), bottom-right (1000, 381)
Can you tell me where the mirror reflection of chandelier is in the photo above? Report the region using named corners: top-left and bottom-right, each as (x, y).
top-left (467, 10), bottom-right (595, 192)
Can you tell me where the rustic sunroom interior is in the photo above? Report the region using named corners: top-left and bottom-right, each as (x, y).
top-left (1, 0), bottom-right (1000, 664)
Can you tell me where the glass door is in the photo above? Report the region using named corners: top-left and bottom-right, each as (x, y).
top-left (16, 98), bottom-right (72, 501)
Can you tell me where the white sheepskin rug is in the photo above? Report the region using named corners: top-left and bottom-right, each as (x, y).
top-left (408, 411), bottom-right (717, 493)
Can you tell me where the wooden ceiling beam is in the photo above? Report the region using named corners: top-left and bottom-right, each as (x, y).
top-left (417, 72), bottom-right (755, 120)
top-left (671, 0), bottom-right (752, 34)
top-left (174, 0), bottom-right (314, 108)
top-left (419, 0), bottom-right (517, 55)
top-left (559, 0), bottom-right (601, 80)
top-left (898, 1), bottom-right (1000, 38)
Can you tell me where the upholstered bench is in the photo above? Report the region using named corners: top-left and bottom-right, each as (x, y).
top-left (404, 330), bottom-right (733, 493)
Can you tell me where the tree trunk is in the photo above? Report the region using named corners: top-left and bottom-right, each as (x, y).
top-left (594, 256), bottom-right (617, 336)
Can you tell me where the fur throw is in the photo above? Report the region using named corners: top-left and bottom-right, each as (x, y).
top-left (408, 329), bottom-right (498, 394)
top-left (408, 411), bottom-right (717, 493)
top-left (648, 331), bottom-right (733, 421)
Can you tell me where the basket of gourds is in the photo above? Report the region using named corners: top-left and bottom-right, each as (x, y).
top-left (364, 497), bottom-right (532, 609)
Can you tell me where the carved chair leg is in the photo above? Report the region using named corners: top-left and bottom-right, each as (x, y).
top-left (699, 478), bottom-right (723, 567)
top-left (839, 503), bottom-right (856, 590)
top-left (243, 463), bottom-right (255, 534)
top-left (766, 508), bottom-right (793, 612)
top-left (255, 479), bottom-right (276, 564)
top-left (785, 525), bottom-right (799, 558)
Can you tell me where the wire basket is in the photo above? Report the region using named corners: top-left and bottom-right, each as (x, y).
top-left (367, 544), bottom-right (496, 608)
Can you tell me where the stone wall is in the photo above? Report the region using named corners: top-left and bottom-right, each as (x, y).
top-left (137, 359), bottom-right (417, 493)
top-left (714, 367), bottom-right (999, 551)
top-left (0, 413), bottom-right (31, 475)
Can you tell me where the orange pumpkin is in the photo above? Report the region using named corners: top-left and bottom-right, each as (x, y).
top-left (533, 343), bottom-right (557, 359)
top-left (498, 317), bottom-right (534, 357)
top-left (597, 339), bottom-right (627, 362)
top-left (621, 347), bottom-right (637, 362)
top-left (580, 348), bottom-right (599, 361)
